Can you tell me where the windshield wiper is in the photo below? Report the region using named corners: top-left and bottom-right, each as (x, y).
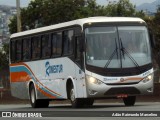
top-left (104, 38), bottom-right (119, 68)
top-left (119, 38), bottom-right (140, 69)
top-left (120, 38), bottom-right (125, 60)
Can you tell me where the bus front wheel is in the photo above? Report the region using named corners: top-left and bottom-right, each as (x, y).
top-left (69, 84), bottom-right (83, 108)
top-left (83, 98), bottom-right (94, 106)
top-left (29, 84), bottom-right (49, 108)
top-left (123, 96), bottom-right (136, 106)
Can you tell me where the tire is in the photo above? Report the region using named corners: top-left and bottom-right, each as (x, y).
top-left (123, 96), bottom-right (136, 106)
top-left (82, 98), bottom-right (94, 107)
top-left (69, 84), bottom-right (83, 108)
top-left (83, 98), bottom-right (94, 106)
top-left (29, 84), bottom-right (49, 108)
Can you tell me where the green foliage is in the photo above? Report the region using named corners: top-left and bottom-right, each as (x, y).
top-left (8, 16), bottom-right (17, 34)
top-left (9, 0), bottom-right (146, 34)
top-left (143, 6), bottom-right (160, 67)
top-left (144, 6), bottom-right (160, 52)
top-left (154, 8), bottom-right (160, 51)
top-left (105, 0), bottom-right (145, 17)
top-left (0, 43), bottom-right (9, 70)
top-left (116, 0), bottom-right (135, 16)
top-left (9, 0), bottom-right (106, 34)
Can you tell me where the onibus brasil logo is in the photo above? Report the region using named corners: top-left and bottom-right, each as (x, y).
top-left (45, 61), bottom-right (63, 77)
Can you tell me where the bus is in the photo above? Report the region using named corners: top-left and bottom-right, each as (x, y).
top-left (9, 17), bottom-right (154, 108)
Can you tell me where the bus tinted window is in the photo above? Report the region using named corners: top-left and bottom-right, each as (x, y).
top-left (76, 36), bottom-right (81, 60)
top-left (11, 41), bottom-right (15, 62)
top-left (52, 34), bottom-right (57, 55)
top-left (42, 34), bottom-right (51, 58)
top-left (51, 32), bottom-right (62, 56)
top-left (23, 38), bottom-right (31, 60)
top-left (32, 36), bottom-right (41, 59)
top-left (63, 30), bottom-right (74, 55)
top-left (16, 40), bottom-right (22, 61)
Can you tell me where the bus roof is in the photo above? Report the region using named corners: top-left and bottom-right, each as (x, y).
top-left (10, 17), bottom-right (145, 39)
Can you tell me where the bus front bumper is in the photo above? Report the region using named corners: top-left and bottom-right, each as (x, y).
top-left (85, 77), bottom-right (153, 98)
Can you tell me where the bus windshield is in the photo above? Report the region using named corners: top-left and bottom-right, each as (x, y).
top-left (85, 26), bottom-right (151, 68)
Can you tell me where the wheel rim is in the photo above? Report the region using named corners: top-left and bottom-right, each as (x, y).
top-left (70, 89), bottom-right (75, 102)
top-left (31, 89), bottom-right (35, 103)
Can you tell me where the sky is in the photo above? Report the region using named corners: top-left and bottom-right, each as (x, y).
top-left (0, 0), bottom-right (157, 7)
top-left (97, 0), bottom-right (156, 6)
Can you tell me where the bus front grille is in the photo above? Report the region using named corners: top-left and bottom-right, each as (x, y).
top-left (104, 87), bottom-right (140, 95)
top-left (106, 82), bottom-right (139, 85)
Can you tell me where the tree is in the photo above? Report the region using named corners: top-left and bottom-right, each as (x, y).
top-left (154, 6), bottom-right (160, 51)
top-left (143, 6), bottom-right (160, 68)
top-left (147, 6), bottom-right (160, 51)
top-left (0, 43), bottom-right (9, 71)
top-left (8, 16), bottom-right (17, 34)
top-left (104, 1), bottom-right (117, 16)
top-left (116, 0), bottom-right (135, 16)
top-left (9, 0), bottom-right (106, 34)
top-left (105, 0), bottom-right (145, 18)
top-left (9, 0), bottom-right (147, 34)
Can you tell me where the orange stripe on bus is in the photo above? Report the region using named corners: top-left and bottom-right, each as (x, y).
top-left (35, 85), bottom-right (57, 99)
top-left (125, 77), bottom-right (142, 81)
top-left (10, 62), bottom-right (62, 97)
top-left (10, 62), bottom-right (26, 67)
top-left (116, 77), bottom-right (142, 83)
top-left (10, 72), bottom-right (31, 82)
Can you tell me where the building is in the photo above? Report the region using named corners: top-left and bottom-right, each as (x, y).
top-left (0, 8), bottom-right (16, 46)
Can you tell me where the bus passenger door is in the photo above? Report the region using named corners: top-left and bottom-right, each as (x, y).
top-left (75, 36), bottom-right (85, 98)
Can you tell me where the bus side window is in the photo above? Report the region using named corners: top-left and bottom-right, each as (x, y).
top-left (16, 40), bottom-right (22, 61)
top-left (11, 41), bottom-right (16, 63)
top-left (51, 34), bottom-right (57, 56)
top-left (63, 30), bottom-right (74, 55)
top-left (42, 34), bottom-right (51, 58)
top-left (51, 32), bottom-right (62, 57)
top-left (32, 36), bottom-right (41, 59)
top-left (23, 38), bottom-right (31, 61)
top-left (75, 36), bottom-right (81, 60)
top-left (57, 32), bottom-right (62, 56)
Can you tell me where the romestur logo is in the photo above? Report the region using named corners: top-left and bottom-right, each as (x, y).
top-left (45, 61), bottom-right (63, 77)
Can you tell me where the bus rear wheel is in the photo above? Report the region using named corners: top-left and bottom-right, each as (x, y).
top-left (29, 84), bottom-right (49, 108)
top-left (123, 96), bottom-right (136, 106)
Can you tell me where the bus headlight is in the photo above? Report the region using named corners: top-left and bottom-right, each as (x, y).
top-left (142, 74), bottom-right (153, 83)
top-left (86, 75), bottom-right (103, 85)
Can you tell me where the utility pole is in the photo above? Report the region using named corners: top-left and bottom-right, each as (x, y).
top-left (16, 0), bottom-right (21, 32)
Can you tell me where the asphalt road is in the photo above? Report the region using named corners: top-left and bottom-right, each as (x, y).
top-left (0, 102), bottom-right (160, 119)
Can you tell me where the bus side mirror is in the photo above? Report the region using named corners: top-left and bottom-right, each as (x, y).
top-left (149, 31), bottom-right (156, 48)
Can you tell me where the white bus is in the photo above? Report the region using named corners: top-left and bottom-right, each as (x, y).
top-left (9, 17), bottom-right (154, 108)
